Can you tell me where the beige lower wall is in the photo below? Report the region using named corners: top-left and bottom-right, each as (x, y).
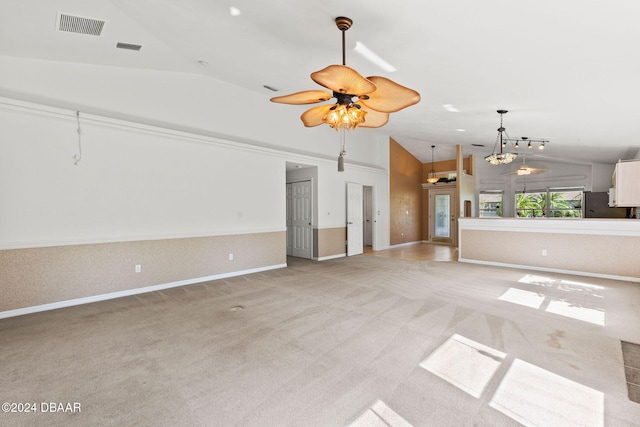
top-left (0, 231), bottom-right (286, 314)
top-left (317, 227), bottom-right (346, 259)
top-left (460, 229), bottom-right (640, 279)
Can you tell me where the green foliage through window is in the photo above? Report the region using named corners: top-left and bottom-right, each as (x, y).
top-left (516, 191), bottom-right (582, 218)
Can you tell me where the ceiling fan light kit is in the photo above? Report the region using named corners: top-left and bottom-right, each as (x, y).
top-left (484, 110), bottom-right (549, 165)
top-left (270, 16), bottom-right (420, 171)
top-left (499, 154), bottom-right (548, 176)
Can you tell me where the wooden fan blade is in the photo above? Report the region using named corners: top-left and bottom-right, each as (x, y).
top-left (300, 104), bottom-right (335, 127)
top-left (311, 65), bottom-right (376, 95)
top-left (270, 90), bottom-right (333, 105)
top-left (358, 106), bottom-right (389, 128)
top-left (359, 76), bottom-right (420, 113)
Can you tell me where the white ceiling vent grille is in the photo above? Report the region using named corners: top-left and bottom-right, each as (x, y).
top-left (57, 13), bottom-right (105, 36)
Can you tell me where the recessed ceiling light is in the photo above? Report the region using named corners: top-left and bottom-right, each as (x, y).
top-left (443, 104), bottom-right (459, 112)
top-left (456, 129), bottom-right (466, 132)
top-left (353, 41), bottom-right (396, 72)
top-left (229, 6), bottom-right (241, 16)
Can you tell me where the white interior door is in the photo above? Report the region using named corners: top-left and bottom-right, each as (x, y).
top-left (347, 182), bottom-right (364, 256)
top-left (291, 180), bottom-right (312, 258)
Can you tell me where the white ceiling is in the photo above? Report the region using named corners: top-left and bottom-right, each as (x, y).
top-left (2, 0), bottom-right (640, 165)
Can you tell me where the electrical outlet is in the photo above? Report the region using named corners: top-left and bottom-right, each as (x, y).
top-left (135, 264), bottom-right (141, 273)
top-left (542, 249), bottom-right (547, 256)
top-left (228, 253), bottom-right (234, 261)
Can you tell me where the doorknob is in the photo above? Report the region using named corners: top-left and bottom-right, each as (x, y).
top-left (347, 222), bottom-right (353, 224)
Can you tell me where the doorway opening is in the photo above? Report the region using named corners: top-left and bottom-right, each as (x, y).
top-left (363, 185), bottom-right (374, 250)
top-left (346, 183), bottom-right (375, 256)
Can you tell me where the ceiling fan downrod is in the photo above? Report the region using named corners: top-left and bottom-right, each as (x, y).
top-left (335, 16), bottom-right (353, 66)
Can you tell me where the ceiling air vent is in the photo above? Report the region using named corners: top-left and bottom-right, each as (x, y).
top-left (116, 42), bottom-right (142, 51)
top-left (57, 13), bottom-right (105, 36)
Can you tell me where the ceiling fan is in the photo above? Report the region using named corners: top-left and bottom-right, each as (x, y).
top-left (501, 155), bottom-right (548, 176)
top-left (270, 17), bottom-right (421, 131)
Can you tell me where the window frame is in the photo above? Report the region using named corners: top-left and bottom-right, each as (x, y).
top-left (515, 187), bottom-right (584, 219)
top-left (479, 190), bottom-right (504, 217)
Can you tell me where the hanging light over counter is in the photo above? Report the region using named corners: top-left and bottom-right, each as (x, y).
top-left (485, 110), bottom-right (548, 165)
top-left (426, 145), bottom-right (439, 184)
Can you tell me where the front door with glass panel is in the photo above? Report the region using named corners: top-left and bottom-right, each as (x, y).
top-left (429, 188), bottom-right (456, 245)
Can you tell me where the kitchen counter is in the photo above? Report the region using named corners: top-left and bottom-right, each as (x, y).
top-left (458, 218), bottom-right (640, 281)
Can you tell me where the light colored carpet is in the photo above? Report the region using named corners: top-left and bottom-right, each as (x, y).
top-left (1, 255), bottom-right (639, 426)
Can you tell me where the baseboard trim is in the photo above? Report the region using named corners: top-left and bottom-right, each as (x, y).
top-left (317, 253), bottom-right (347, 261)
top-left (389, 241), bottom-right (422, 248)
top-left (0, 263), bottom-right (287, 320)
top-left (458, 258), bottom-right (640, 283)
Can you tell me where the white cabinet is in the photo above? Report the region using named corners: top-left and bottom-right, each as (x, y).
top-left (609, 160), bottom-right (640, 207)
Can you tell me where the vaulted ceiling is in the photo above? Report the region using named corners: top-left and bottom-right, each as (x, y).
top-left (2, 0), bottom-right (639, 165)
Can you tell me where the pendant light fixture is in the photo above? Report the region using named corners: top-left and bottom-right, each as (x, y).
top-left (485, 110), bottom-right (517, 165)
top-left (485, 110), bottom-right (549, 165)
top-left (426, 145), bottom-right (439, 184)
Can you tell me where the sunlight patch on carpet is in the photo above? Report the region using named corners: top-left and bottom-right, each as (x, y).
top-left (490, 358), bottom-right (604, 427)
top-left (506, 275), bottom-right (606, 326)
top-left (347, 400), bottom-right (413, 427)
top-left (498, 288), bottom-right (545, 309)
top-left (419, 334), bottom-right (505, 398)
top-left (518, 274), bottom-right (556, 287)
top-left (546, 300), bottom-right (605, 326)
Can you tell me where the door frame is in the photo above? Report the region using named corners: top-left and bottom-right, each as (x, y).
top-left (428, 186), bottom-right (457, 246)
top-left (346, 182), bottom-right (364, 256)
top-left (286, 178), bottom-right (313, 259)
top-left (363, 185), bottom-right (375, 248)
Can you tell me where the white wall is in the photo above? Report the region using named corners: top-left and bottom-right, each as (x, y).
top-left (0, 99), bottom-right (288, 248)
top-left (0, 97), bottom-right (391, 252)
top-left (0, 56), bottom-right (390, 170)
top-left (0, 55), bottom-right (394, 252)
top-left (592, 163), bottom-right (615, 192)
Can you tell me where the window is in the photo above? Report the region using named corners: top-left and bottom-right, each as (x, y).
top-left (516, 191), bottom-right (545, 218)
top-left (479, 191), bottom-right (503, 217)
top-left (516, 189), bottom-right (583, 218)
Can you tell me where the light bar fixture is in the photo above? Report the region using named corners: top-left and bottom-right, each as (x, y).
top-left (485, 110), bottom-right (549, 165)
